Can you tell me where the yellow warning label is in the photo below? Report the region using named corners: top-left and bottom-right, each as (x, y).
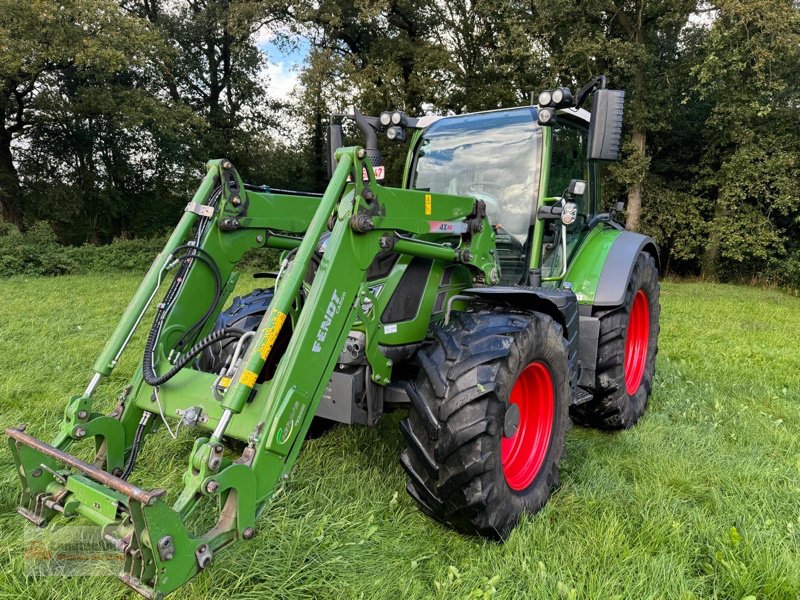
top-left (424, 193), bottom-right (432, 215)
top-left (239, 370), bottom-right (258, 388)
top-left (219, 377), bottom-right (232, 388)
top-left (259, 309), bottom-right (288, 360)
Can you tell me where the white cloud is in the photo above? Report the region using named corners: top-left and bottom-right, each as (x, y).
top-left (264, 61), bottom-right (299, 102)
top-left (254, 24), bottom-right (276, 48)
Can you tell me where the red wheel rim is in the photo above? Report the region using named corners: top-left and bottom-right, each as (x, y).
top-left (624, 289), bottom-right (650, 395)
top-left (501, 362), bottom-right (555, 491)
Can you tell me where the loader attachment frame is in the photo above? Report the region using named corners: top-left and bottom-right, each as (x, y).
top-left (6, 147), bottom-right (497, 598)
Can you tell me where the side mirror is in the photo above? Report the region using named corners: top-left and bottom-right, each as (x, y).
top-left (587, 89), bottom-right (625, 161)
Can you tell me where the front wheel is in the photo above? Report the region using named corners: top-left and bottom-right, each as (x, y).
top-left (401, 310), bottom-right (571, 538)
top-left (571, 251), bottom-right (660, 429)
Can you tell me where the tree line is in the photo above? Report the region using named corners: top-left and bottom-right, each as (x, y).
top-left (1, 0), bottom-right (798, 285)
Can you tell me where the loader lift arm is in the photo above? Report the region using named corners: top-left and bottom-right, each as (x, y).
top-left (6, 147), bottom-right (497, 599)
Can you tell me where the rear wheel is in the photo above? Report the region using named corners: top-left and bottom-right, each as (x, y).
top-left (401, 310), bottom-right (570, 538)
top-left (571, 252), bottom-right (660, 429)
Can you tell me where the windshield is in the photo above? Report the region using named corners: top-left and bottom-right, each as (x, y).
top-left (410, 108), bottom-right (542, 246)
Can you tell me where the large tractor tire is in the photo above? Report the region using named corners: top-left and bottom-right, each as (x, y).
top-left (401, 310), bottom-right (571, 538)
top-left (571, 252), bottom-right (660, 429)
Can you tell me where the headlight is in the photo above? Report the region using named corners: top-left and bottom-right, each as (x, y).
top-left (561, 202), bottom-right (578, 226)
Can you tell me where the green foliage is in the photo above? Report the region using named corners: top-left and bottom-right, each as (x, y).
top-left (66, 237), bottom-right (168, 274)
top-left (639, 176), bottom-right (709, 273)
top-left (0, 219), bottom-right (77, 276)
top-left (692, 0), bottom-right (800, 279)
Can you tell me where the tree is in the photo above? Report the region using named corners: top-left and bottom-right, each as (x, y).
top-left (0, 0), bottom-right (157, 225)
top-left (694, 0), bottom-right (800, 279)
top-left (121, 0), bottom-right (291, 166)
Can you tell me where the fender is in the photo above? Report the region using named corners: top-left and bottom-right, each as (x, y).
top-left (462, 286), bottom-right (579, 389)
top-left (565, 226), bottom-right (659, 389)
top-left (565, 226), bottom-right (659, 307)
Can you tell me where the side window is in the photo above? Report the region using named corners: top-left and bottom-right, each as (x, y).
top-left (547, 123), bottom-right (587, 198)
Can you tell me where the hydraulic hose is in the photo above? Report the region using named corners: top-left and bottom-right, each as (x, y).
top-left (142, 326), bottom-right (245, 387)
top-left (121, 413), bottom-right (150, 480)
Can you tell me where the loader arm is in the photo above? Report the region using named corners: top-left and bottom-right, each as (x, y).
top-left (6, 147), bottom-right (497, 599)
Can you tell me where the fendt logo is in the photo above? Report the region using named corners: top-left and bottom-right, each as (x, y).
top-left (312, 289), bottom-right (345, 352)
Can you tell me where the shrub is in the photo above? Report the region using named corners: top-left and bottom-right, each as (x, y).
top-left (66, 237), bottom-right (167, 273)
top-left (0, 216), bottom-right (280, 277)
top-left (0, 219), bottom-right (78, 276)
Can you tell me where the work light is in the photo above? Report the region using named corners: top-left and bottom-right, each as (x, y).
top-left (391, 111), bottom-right (405, 126)
top-left (379, 112), bottom-right (392, 127)
top-left (552, 87), bottom-right (573, 107)
top-left (387, 126), bottom-right (405, 141)
top-left (538, 90), bottom-right (553, 107)
top-left (538, 107), bottom-right (556, 126)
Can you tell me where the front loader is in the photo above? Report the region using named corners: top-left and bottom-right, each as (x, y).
top-left (6, 76), bottom-right (661, 598)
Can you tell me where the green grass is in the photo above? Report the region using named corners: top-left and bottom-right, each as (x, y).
top-left (0, 275), bottom-right (798, 599)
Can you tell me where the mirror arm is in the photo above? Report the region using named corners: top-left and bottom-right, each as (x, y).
top-left (573, 75), bottom-right (607, 110)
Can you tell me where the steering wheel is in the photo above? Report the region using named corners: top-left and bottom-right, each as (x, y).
top-left (465, 182), bottom-right (504, 223)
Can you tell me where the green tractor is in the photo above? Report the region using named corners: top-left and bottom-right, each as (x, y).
top-left (6, 75), bottom-right (660, 598)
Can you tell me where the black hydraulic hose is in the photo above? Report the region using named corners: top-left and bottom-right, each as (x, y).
top-left (142, 326), bottom-right (246, 387)
top-left (121, 418), bottom-right (147, 480)
top-left (170, 245), bottom-right (223, 354)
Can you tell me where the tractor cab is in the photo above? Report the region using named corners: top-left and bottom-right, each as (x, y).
top-left (407, 106), bottom-right (597, 285)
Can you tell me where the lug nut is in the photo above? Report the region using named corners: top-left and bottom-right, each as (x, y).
top-left (206, 480), bottom-right (219, 493)
top-left (74, 427), bottom-right (86, 438)
top-left (77, 410), bottom-right (88, 419)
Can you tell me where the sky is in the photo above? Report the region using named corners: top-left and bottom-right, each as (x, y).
top-left (254, 26), bottom-right (310, 102)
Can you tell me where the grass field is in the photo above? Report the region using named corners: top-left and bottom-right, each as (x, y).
top-left (0, 274), bottom-right (798, 600)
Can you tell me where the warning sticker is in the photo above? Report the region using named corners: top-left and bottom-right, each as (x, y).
top-left (239, 370), bottom-right (258, 388)
top-left (424, 193), bottom-right (432, 215)
top-left (259, 309), bottom-right (287, 360)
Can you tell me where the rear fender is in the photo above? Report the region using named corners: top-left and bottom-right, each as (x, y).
top-left (565, 226), bottom-right (659, 388)
top-left (566, 227), bottom-right (659, 307)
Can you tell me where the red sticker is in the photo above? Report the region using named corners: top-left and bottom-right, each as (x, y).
top-left (348, 165), bottom-right (386, 182)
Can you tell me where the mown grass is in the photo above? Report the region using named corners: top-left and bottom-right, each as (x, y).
top-left (0, 274), bottom-right (798, 599)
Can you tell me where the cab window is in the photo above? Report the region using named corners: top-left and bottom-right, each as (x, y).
top-left (547, 123), bottom-right (587, 199)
